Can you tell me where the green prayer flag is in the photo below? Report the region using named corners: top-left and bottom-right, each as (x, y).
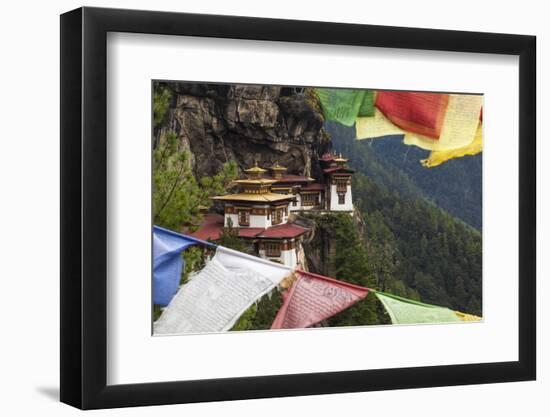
top-left (358, 90), bottom-right (375, 117)
top-left (315, 88), bottom-right (374, 127)
top-left (374, 291), bottom-right (461, 325)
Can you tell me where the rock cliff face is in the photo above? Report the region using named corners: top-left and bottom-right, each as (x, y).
top-left (303, 209), bottom-right (368, 276)
top-left (155, 81), bottom-right (360, 276)
top-left (156, 82), bottom-right (331, 179)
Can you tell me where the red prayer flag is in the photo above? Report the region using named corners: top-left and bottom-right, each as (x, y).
top-left (375, 91), bottom-right (450, 139)
top-left (271, 270), bottom-right (369, 329)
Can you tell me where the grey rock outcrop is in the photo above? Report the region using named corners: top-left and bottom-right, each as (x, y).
top-left (156, 82), bottom-right (330, 179)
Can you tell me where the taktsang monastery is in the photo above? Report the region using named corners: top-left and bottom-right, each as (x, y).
top-left (190, 153), bottom-right (355, 268)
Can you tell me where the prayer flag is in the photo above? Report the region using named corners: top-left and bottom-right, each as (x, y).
top-left (356, 108), bottom-right (405, 139)
top-left (375, 91), bottom-right (450, 139)
top-left (454, 311), bottom-right (482, 322)
top-left (357, 95), bottom-right (483, 155)
top-left (271, 270), bottom-right (369, 329)
top-left (215, 245), bottom-right (292, 284)
top-left (154, 249), bottom-right (291, 334)
top-left (402, 94), bottom-right (483, 151)
top-left (153, 226), bottom-right (214, 306)
top-left (374, 290), bottom-right (461, 325)
top-left (358, 91), bottom-right (376, 117)
top-left (316, 88), bottom-right (374, 127)
top-left (421, 122), bottom-right (483, 167)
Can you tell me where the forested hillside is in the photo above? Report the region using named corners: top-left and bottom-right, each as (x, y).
top-left (327, 122), bottom-right (483, 230)
top-left (325, 122), bottom-right (482, 316)
top-left (353, 174), bottom-right (482, 316)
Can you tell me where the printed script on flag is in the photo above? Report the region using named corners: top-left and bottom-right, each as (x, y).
top-left (271, 270), bottom-right (369, 329)
top-left (154, 256), bottom-right (278, 334)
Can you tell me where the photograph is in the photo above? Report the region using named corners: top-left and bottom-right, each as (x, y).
top-left (151, 81), bottom-right (483, 335)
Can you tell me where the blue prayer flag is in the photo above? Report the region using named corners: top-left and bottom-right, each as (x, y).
top-left (153, 226), bottom-right (215, 306)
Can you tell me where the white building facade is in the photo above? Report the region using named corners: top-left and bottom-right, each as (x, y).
top-left (258, 238), bottom-right (298, 267)
top-left (223, 204), bottom-right (290, 229)
top-left (209, 164), bottom-right (308, 268)
top-left (321, 154), bottom-right (355, 212)
top-left (199, 155), bottom-right (355, 268)
top-left (327, 175), bottom-right (354, 211)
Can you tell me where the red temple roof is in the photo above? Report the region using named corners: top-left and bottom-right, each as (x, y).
top-left (188, 214), bottom-right (224, 241)
top-left (188, 214), bottom-right (309, 241)
top-left (300, 182), bottom-right (324, 192)
top-left (323, 166), bottom-right (355, 174)
top-left (256, 223), bottom-right (309, 239)
top-left (271, 174), bottom-right (314, 183)
top-left (237, 228), bottom-right (266, 237)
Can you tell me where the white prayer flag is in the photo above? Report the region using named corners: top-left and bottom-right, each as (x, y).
top-left (215, 246), bottom-right (292, 284)
top-left (154, 248), bottom-right (292, 334)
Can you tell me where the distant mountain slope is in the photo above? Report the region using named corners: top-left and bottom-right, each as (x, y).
top-left (327, 122), bottom-right (483, 230)
top-left (353, 172), bottom-right (482, 316)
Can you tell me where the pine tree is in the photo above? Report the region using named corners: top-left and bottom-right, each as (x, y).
top-left (152, 130), bottom-right (237, 231)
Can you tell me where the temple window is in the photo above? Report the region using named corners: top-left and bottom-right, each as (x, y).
top-left (238, 210), bottom-right (250, 226)
top-left (338, 193), bottom-right (345, 205)
top-left (265, 242), bottom-right (281, 257)
top-left (302, 193), bottom-right (318, 206)
top-left (336, 179), bottom-right (348, 193)
top-left (272, 208), bottom-right (283, 225)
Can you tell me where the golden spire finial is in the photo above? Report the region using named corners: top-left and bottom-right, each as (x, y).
top-left (244, 161), bottom-right (266, 178)
top-left (334, 153), bottom-right (348, 165)
top-left (269, 160), bottom-right (287, 179)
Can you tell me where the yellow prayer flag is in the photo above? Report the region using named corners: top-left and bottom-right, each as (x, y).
top-left (356, 108), bottom-right (404, 139)
top-left (421, 122), bottom-right (483, 168)
top-left (454, 310), bottom-right (482, 322)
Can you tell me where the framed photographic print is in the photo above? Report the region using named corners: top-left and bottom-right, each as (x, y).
top-left (60, 6), bottom-right (536, 410)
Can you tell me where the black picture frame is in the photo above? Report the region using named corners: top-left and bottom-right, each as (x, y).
top-left (60, 6), bottom-right (536, 410)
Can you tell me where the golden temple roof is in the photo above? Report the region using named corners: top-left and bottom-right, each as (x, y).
top-left (233, 178), bottom-right (277, 186)
top-left (211, 192), bottom-right (294, 203)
